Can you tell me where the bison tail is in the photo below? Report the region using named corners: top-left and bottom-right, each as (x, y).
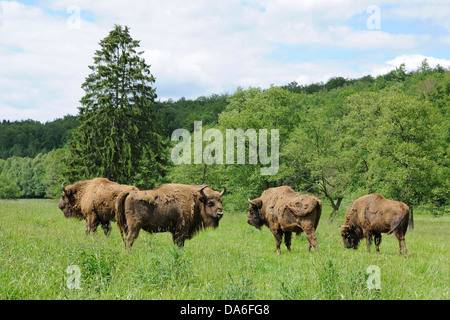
top-left (387, 206), bottom-right (409, 235)
top-left (314, 199), bottom-right (322, 229)
top-left (387, 220), bottom-right (401, 235)
top-left (115, 191), bottom-right (130, 240)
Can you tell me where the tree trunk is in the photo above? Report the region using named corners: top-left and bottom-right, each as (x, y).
top-left (408, 204), bottom-right (414, 229)
top-left (327, 196), bottom-right (343, 222)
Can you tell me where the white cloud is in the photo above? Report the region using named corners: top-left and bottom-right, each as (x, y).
top-left (385, 54), bottom-right (450, 71)
top-left (384, 1), bottom-right (450, 31)
top-left (0, 0), bottom-right (448, 121)
top-left (352, 54), bottom-right (450, 81)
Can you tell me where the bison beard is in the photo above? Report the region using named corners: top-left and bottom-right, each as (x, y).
top-left (340, 193), bottom-right (409, 257)
top-left (115, 184), bottom-right (225, 249)
top-left (247, 186), bottom-right (322, 255)
top-left (58, 178), bottom-right (138, 236)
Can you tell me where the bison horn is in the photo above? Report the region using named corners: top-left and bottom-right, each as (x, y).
top-left (219, 186), bottom-right (226, 197)
top-left (62, 182), bottom-right (67, 193)
top-left (200, 185), bottom-right (209, 199)
top-left (248, 199), bottom-right (257, 206)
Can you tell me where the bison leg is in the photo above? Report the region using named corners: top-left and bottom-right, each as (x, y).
top-left (273, 230), bottom-right (283, 256)
top-left (172, 233), bottom-right (186, 248)
top-left (394, 230), bottom-right (408, 257)
top-left (85, 215), bottom-right (100, 235)
top-left (304, 228), bottom-right (318, 253)
top-left (101, 221), bottom-right (112, 237)
top-left (364, 230), bottom-right (372, 253)
top-left (125, 226), bottom-right (141, 251)
top-left (84, 220), bottom-right (90, 235)
top-left (284, 231), bottom-right (292, 252)
top-left (374, 233), bottom-right (382, 253)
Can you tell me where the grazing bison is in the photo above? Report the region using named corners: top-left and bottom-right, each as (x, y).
top-left (58, 178), bottom-right (138, 236)
top-left (340, 193), bottom-right (409, 257)
top-left (247, 186), bottom-right (322, 255)
top-left (115, 184), bottom-right (226, 249)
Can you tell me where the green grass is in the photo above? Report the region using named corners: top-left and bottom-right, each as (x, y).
top-left (0, 199), bottom-right (448, 300)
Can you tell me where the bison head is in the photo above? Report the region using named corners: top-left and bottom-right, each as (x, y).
top-left (58, 183), bottom-right (81, 220)
top-left (199, 185), bottom-right (225, 228)
top-left (247, 198), bottom-right (264, 229)
top-left (340, 225), bottom-right (361, 249)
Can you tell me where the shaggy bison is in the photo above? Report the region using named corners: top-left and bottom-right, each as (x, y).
top-left (340, 193), bottom-right (409, 257)
top-left (247, 186), bottom-right (322, 255)
top-left (115, 184), bottom-right (226, 249)
top-left (58, 178), bottom-right (138, 236)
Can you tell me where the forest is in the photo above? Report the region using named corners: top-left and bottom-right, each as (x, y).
top-left (0, 62), bottom-right (448, 214)
top-left (0, 25), bottom-right (448, 223)
top-left (0, 115), bottom-right (79, 159)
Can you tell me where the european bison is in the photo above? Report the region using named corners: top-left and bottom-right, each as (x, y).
top-left (58, 178), bottom-right (138, 236)
top-left (115, 184), bottom-right (226, 249)
top-left (340, 193), bottom-right (409, 257)
top-left (247, 186), bottom-right (322, 255)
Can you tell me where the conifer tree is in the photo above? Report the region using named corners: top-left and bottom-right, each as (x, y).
top-left (67, 25), bottom-right (168, 188)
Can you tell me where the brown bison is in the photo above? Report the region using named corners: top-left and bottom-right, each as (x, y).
top-left (340, 193), bottom-right (409, 257)
top-left (247, 186), bottom-right (322, 255)
top-left (58, 178), bottom-right (138, 236)
top-left (115, 184), bottom-right (226, 249)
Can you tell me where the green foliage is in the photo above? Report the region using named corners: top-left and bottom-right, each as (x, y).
top-left (0, 149), bottom-right (68, 198)
top-left (279, 90), bottom-right (360, 215)
top-left (0, 115), bottom-right (78, 159)
top-left (0, 173), bottom-right (21, 199)
top-left (218, 86), bottom-right (301, 197)
top-left (168, 86), bottom-right (301, 210)
top-left (342, 87), bottom-right (449, 207)
top-left (219, 86), bottom-right (299, 139)
top-left (0, 59), bottom-right (448, 210)
top-left (160, 94), bottom-right (229, 134)
top-left (325, 76), bottom-right (348, 91)
top-left (167, 66), bottom-right (449, 214)
top-left (66, 24), bottom-right (168, 188)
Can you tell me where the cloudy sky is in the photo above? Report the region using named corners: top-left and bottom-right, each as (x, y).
top-left (0, 0), bottom-right (449, 122)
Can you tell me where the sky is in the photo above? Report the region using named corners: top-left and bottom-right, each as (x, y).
top-left (0, 0), bottom-right (449, 122)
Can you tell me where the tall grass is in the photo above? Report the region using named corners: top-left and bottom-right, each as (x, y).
top-left (0, 199), bottom-right (448, 300)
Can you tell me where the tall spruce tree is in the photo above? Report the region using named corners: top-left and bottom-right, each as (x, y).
top-left (67, 25), bottom-right (168, 188)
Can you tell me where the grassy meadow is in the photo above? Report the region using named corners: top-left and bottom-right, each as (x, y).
top-left (0, 199), bottom-right (448, 300)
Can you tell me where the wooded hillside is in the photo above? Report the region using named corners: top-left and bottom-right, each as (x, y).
top-left (1, 61), bottom-right (448, 220)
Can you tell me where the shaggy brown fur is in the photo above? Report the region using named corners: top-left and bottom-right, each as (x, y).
top-left (247, 186), bottom-right (322, 255)
top-left (58, 178), bottom-right (138, 236)
top-left (340, 193), bottom-right (409, 257)
top-left (115, 184), bottom-right (225, 249)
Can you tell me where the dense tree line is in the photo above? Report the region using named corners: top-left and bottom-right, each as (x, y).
top-left (159, 93), bottom-right (229, 134)
top-left (169, 62), bottom-right (450, 224)
top-left (0, 149), bottom-right (68, 198)
top-left (0, 115), bottom-right (79, 159)
top-left (1, 63), bottom-right (448, 215)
